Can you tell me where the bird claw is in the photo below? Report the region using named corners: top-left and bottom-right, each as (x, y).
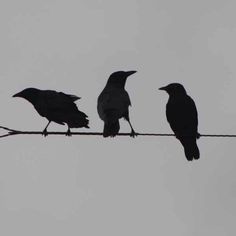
top-left (174, 132), bottom-right (181, 139)
top-left (175, 135), bottom-right (180, 140)
top-left (66, 129), bottom-right (72, 137)
top-left (130, 130), bottom-right (137, 138)
top-left (42, 129), bottom-right (48, 137)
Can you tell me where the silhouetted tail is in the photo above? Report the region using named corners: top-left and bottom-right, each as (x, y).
top-left (103, 120), bottom-right (120, 137)
top-left (67, 112), bottom-right (89, 128)
top-left (179, 138), bottom-right (200, 161)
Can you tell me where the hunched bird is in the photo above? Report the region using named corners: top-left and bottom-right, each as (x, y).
top-left (13, 88), bottom-right (89, 136)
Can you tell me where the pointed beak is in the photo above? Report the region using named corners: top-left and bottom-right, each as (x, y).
top-left (12, 92), bottom-right (21, 98)
top-left (125, 70), bottom-right (137, 77)
top-left (159, 86), bottom-right (167, 91)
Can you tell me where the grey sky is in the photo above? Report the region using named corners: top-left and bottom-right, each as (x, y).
top-left (0, 0), bottom-right (236, 235)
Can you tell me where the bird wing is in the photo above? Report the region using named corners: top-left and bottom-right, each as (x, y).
top-left (166, 95), bottom-right (198, 136)
top-left (58, 92), bottom-right (81, 102)
top-left (97, 88), bottom-right (131, 122)
top-left (35, 90), bottom-right (87, 123)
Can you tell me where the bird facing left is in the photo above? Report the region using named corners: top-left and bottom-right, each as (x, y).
top-left (159, 83), bottom-right (200, 161)
top-left (13, 88), bottom-right (89, 136)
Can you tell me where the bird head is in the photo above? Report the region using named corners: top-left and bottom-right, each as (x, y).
top-left (13, 88), bottom-right (40, 103)
top-left (106, 70), bottom-right (137, 88)
top-left (159, 83), bottom-right (187, 96)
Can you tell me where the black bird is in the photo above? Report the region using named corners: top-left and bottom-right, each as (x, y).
top-left (159, 83), bottom-right (200, 161)
top-left (13, 88), bottom-right (89, 136)
top-left (97, 71), bottom-right (137, 137)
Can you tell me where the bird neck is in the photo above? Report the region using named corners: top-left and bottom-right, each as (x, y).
top-left (168, 93), bottom-right (187, 101)
top-left (105, 82), bottom-right (125, 89)
top-left (25, 93), bottom-right (40, 104)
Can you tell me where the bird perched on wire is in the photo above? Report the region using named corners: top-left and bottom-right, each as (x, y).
top-left (13, 88), bottom-right (89, 136)
top-left (97, 71), bottom-right (137, 137)
top-left (159, 83), bottom-right (200, 161)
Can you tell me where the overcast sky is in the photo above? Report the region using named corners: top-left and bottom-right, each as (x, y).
top-left (0, 0), bottom-right (236, 235)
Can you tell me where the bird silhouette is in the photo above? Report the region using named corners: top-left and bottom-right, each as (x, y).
top-left (97, 71), bottom-right (137, 137)
top-left (159, 83), bottom-right (200, 161)
top-left (13, 88), bottom-right (89, 136)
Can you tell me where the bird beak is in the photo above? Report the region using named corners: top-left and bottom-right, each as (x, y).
top-left (125, 70), bottom-right (137, 77)
top-left (159, 86), bottom-right (167, 91)
top-left (12, 92), bottom-right (21, 98)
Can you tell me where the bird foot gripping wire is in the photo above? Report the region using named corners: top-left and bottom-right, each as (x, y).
top-left (42, 129), bottom-right (48, 137)
top-left (130, 129), bottom-right (138, 138)
top-left (66, 128), bottom-right (72, 137)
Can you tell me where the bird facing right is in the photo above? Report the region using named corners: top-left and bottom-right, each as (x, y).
top-left (97, 71), bottom-right (137, 137)
top-left (159, 83), bottom-right (200, 161)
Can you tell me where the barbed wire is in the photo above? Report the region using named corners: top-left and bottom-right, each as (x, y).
top-left (0, 126), bottom-right (236, 139)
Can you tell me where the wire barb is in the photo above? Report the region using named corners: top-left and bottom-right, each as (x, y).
top-left (0, 126), bottom-right (236, 138)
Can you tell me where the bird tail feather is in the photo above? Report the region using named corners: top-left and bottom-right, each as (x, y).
top-left (180, 138), bottom-right (200, 161)
top-left (67, 112), bottom-right (89, 128)
top-left (103, 120), bottom-right (120, 137)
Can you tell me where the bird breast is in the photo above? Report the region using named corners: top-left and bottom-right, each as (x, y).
top-left (97, 88), bottom-right (131, 121)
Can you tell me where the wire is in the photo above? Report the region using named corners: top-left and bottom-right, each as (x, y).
top-left (0, 126), bottom-right (236, 138)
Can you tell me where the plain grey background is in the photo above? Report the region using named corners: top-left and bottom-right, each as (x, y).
top-left (0, 0), bottom-right (236, 235)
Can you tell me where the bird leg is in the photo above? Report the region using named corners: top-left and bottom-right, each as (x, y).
top-left (42, 121), bottom-right (51, 137)
top-left (66, 126), bottom-right (72, 137)
top-left (174, 132), bottom-right (181, 140)
top-left (196, 133), bottom-right (200, 139)
top-left (127, 120), bottom-right (137, 138)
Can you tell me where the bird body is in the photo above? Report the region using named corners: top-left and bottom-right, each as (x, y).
top-left (97, 71), bottom-right (136, 137)
top-left (13, 88), bottom-right (89, 135)
top-left (98, 87), bottom-right (131, 121)
top-left (159, 83), bottom-right (199, 161)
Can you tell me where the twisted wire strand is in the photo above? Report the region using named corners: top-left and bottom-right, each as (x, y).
top-left (0, 126), bottom-right (235, 138)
